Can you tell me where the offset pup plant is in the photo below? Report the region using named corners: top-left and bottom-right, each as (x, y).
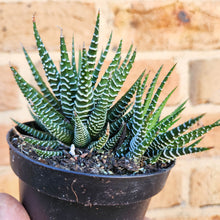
top-left (7, 12), bottom-right (220, 220)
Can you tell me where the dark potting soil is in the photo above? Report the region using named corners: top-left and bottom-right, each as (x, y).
top-left (10, 132), bottom-right (171, 176)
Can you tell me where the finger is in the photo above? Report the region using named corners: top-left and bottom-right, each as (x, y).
top-left (0, 193), bottom-right (30, 220)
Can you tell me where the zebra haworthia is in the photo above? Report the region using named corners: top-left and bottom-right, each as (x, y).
top-left (11, 12), bottom-right (218, 168)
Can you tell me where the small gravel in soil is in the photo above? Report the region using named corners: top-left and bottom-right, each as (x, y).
top-left (10, 134), bottom-right (171, 176)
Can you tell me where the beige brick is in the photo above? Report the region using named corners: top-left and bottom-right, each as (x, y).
top-left (0, 124), bottom-right (12, 165)
top-left (0, 65), bottom-right (20, 111)
top-left (0, 2), bottom-right (96, 52)
top-left (176, 113), bottom-right (220, 158)
top-left (189, 59), bottom-right (220, 105)
top-left (0, 166), bottom-right (19, 200)
top-left (149, 168), bottom-right (182, 209)
top-left (190, 167), bottom-right (220, 207)
top-left (111, 1), bottom-right (220, 51)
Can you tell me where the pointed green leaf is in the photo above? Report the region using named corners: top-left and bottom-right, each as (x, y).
top-left (73, 112), bottom-right (91, 148)
top-left (107, 61), bottom-right (143, 123)
top-left (146, 88), bottom-right (176, 131)
top-left (143, 65), bottom-right (163, 115)
top-left (24, 136), bottom-right (61, 149)
top-left (11, 66), bottom-right (74, 145)
top-left (60, 33), bottom-right (76, 119)
top-left (108, 48), bottom-right (136, 106)
top-left (158, 141), bottom-right (210, 162)
top-left (110, 108), bottom-right (133, 136)
top-left (167, 120), bottom-right (220, 149)
top-left (12, 119), bottom-right (55, 141)
top-left (78, 49), bottom-right (82, 74)
top-left (92, 32), bottom-right (112, 87)
top-left (87, 84), bottom-right (109, 138)
top-left (33, 148), bottom-right (63, 158)
top-left (151, 114), bottom-right (205, 150)
top-left (28, 106), bottom-right (48, 132)
top-left (130, 82), bottom-right (143, 136)
top-left (145, 64), bottom-right (176, 116)
top-left (72, 35), bottom-right (78, 77)
top-left (88, 124), bottom-right (110, 151)
top-left (23, 46), bottom-right (60, 111)
top-left (74, 47), bottom-right (94, 123)
top-left (33, 16), bottom-right (61, 102)
top-left (115, 135), bottom-right (131, 158)
top-left (94, 40), bottom-right (122, 102)
top-left (87, 12), bottom-right (100, 74)
top-left (140, 72), bottom-right (149, 95)
top-left (128, 121), bottom-right (161, 160)
top-left (104, 122), bottom-right (125, 150)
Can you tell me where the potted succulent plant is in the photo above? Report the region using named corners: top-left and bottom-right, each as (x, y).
top-left (7, 12), bottom-right (220, 220)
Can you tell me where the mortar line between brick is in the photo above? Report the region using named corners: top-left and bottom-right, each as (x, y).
top-left (2, 50), bottom-right (220, 59)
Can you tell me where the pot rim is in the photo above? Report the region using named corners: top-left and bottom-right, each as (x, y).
top-left (8, 125), bottom-right (175, 205)
top-left (7, 126), bottom-right (175, 179)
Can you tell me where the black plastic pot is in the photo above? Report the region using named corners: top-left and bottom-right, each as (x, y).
top-left (7, 126), bottom-right (174, 220)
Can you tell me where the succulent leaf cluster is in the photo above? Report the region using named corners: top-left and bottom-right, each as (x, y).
top-left (11, 12), bottom-right (219, 165)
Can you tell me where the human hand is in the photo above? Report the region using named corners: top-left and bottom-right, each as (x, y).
top-left (0, 193), bottom-right (30, 220)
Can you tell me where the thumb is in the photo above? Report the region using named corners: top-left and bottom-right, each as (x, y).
top-left (0, 193), bottom-right (30, 220)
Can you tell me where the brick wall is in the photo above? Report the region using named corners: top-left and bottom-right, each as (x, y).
top-left (0, 1), bottom-right (220, 219)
